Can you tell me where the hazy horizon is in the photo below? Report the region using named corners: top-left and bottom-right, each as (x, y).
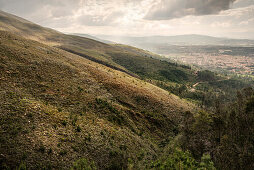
top-left (89, 33), bottom-right (254, 40)
top-left (0, 0), bottom-right (254, 39)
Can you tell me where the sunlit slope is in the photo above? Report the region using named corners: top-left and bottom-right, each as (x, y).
top-left (0, 31), bottom-right (194, 169)
top-left (0, 10), bottom-right (129, 72)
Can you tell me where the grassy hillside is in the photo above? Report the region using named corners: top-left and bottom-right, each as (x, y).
top-left (0, 10), bottom-right (127, 71)
top-left (0, 10), bottom-right (197, 83)
top-left (0, 30), bottom-right (194, 169)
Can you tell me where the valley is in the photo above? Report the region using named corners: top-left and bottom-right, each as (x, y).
top-left (92, 34), bottom-right (254, 76)
top-left (163, 46), bottom-right (254, 76)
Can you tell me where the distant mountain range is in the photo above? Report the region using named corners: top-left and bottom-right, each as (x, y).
top-left (93, 34), bottom-right (254, 46)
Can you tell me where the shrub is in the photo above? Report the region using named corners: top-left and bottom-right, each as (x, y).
top-left (71, 158), bottom-right (96, 170)
top-left (59, 150), bottom-right (67, 156)
top-left (62, 120), bottom-right (67, 126)
top-left (150, 148), bottom-right (215, 170)
top-left (17, 162), bottom-right (27, 170)
top-left (72, 116), bottom-right (78, 126)
top-left (78, 86), bottom-right (84, 92)
top-left (76, 125), bottom-right (81, 132)
top-left (38, 145), bottom-right (45, 153)
top-left (199, 154), bottom-right (215, 170)
top-left (48, 148), bottom-right (53, 154)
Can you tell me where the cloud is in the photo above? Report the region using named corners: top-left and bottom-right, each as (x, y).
top-left (77, 11), bottom-right (124, 26)
top-left (233, 0), bottom-right (254, 8)
top-left (0, 0), bottom-right (253, 39)
top-left (144, 0), bottom-right (237, 20)
top-left (0, 0), bottom-right (82, 19)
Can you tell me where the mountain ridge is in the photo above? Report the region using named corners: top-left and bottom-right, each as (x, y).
top-left (95, 34), bottom-right (254, 46)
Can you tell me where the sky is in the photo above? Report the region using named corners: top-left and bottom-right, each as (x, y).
top-left (0, 0), bottom-right (254, 39)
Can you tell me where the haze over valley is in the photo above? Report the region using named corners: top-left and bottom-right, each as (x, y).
top-left (75, 33), bottom-right (254, 76)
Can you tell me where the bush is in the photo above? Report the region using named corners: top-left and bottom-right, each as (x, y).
top-left (150, 148), bottom-right (215, 170)
top-left (76, 125), bottom-right (81, 132)
top-left (71, 158), bottom-right (96, 170)
top-left (38, 145), bottom-right (45, 153)
top-left (59, 150), bottom-right (67, 156)
top-left (62, 120), bottom-right (67, 126)
top-left (199, 154), bottom-right (215, 170)
top-left (17, 162), bottom-right (27, 170)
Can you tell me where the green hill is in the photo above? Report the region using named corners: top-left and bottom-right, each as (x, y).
top-left (0, 27), bottom-right (193, 169)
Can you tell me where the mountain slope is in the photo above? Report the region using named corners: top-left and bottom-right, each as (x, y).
top-left (0, 30), bottom-right (194, 169)
top-left (0, 10), bottom-right (196, 85)
top-left (0, 10), bottom-right (129, 72)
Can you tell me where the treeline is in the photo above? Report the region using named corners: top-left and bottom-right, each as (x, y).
top-left (155, 69), bottom-right (254, 109)
top-left (148, 87), bottom-right (253, 169)
top-left (181, 87), bottom-right (254, 169)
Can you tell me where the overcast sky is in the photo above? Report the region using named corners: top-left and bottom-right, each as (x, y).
top-left (0, 0), bottom-right (253, 39)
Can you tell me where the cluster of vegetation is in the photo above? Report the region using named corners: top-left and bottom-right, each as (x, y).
top-left (155, 69), bottom-right (253, 108)
top-left (151, 148), bottom-right (215, 170)
top-left (107, 51), bottom-right (194, 83)
top-left (180, 87), bottom-right (254, 169)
